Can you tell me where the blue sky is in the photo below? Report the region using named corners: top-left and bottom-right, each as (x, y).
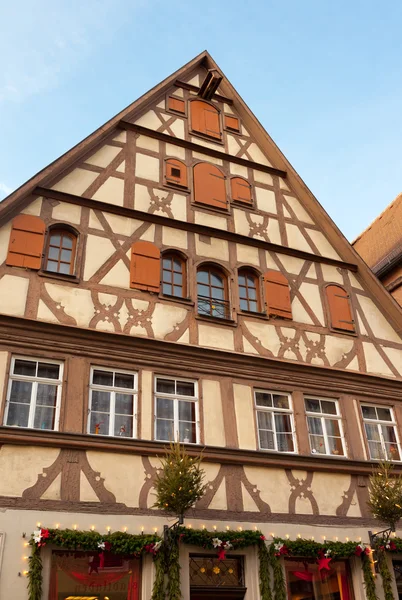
top-left (1, 0), bottom-right (402, 241)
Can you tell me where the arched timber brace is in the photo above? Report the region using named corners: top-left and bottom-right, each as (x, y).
top-left (325, 284), bottom-right (355, 332)
top-left (6, 214), bottom-right (46, 269)
top-left (193, 163), bottom-right (227, 210)
top-left (190, 100), bottom-right (221, 139)
top-left (130, 241), bottom-right (160, 292)
top-left (263, 270), bottom-right (292, 319)
top-left (231, 177), bottom-right (252, 203)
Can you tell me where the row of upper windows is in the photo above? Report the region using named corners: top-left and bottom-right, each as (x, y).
top-left (5, 217), bottom-right (356, 333)
top-left (4, 356), bottom-right (400, 461)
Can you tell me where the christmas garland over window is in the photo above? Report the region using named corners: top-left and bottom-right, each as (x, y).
top-left (28, 527), bottom-right (396, 600)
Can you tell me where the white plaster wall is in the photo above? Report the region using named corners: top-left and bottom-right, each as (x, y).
top-left (255, 187), bottom-right (277, 213)
top-left (202, 380), bottom-right (225, 447)
top-left (0, 222), bottom-right (12, 265)
top-left (195, 234), bottom-right (229, 261)
top-left (233, 384), bottom-right (256, 450)
top-left (85, 145), bottom-right (122, 169)
top-left (52, 202), bottom-right (81, 225)
top-left (21, 197), bottom-right (43, 216)
top-left (236, 244), bottom-right (260, 266)
top-left (0, 275), bottom-right (29, 316)
top-left (194, 211), bottom-right (228, 230)
top-left (84, 234), bottom-right (116, 280)
top-left (357, 295), bottom-right (402, 343)
top-left (198, 324), bottom-right (234, 351)
top-left (162, 227), bottom-right (188, 249)
top-left (135, 153), bottom-right (160, 182)
top-left (136, 135), bottom-right (159, 153)
top-left (92, 177), bottom-right (124, 206)
top-left (51, 168), bottom-right (98, 195)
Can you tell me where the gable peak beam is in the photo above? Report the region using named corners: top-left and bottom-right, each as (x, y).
top-left (198, 69), bottom-right (223, 100)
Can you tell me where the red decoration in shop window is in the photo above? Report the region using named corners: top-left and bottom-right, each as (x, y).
top-left (317, 556), bottom-right (332, 571)
top-left (355, 544), bottom-right (371, 556)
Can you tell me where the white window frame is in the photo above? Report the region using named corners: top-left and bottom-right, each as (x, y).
top-left (154, 375), bottom-right (200, 444)
top-left (4, 356), bottom-right (63, 431)
top-left (254, 389), bottom-right (297, 454)
top-left (304, 396), bottom-right (347, 457)
top-left (361, 403), bottom-right (402, 461)
top-left (88, 366), bottom-right (138, 438)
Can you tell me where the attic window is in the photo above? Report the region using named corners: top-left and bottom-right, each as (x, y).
top-left (165, 158), bottom-right (188, 188)
top-left (168, 96), bottom-right (185, 114)
top-left (224, 115), bottom-right (240, 132)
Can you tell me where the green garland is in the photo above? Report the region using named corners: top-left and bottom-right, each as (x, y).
top-left (28, 543), bottom-right (42, 600)
top-left (268, 544), bottom-right (287, 600)
top-left (151, 549), bottom-right (166, 600)
top-left (378, 548), bottom-right (395, 600)
top-left (362, 552), bottom-right (379, 600)
top-left (258, 541), bottom-right (272, 600)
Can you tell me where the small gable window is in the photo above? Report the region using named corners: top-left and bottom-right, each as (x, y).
top-left (165, 158), bottom-right (187, 188)
top-left (263, 270), bottom-right (292, 320)
top-left (167, 96), bottom-right (185, 114)
top-left (190, 100), bottom-right (221, 140)
top-left (193, 163), bottom-right (227, 210)
top-left (325, 284), bottom-right (355, 333)
top-left (197, 265), bottom-right (230, 319)
top-left (130, 241), bottom-right (160, 293)
top-left (238, 269), bottom-right (260, 313)
top-left (231, 177), bottom-right (252, 204)
top-left (224, 115), bottom-right (240, 133)
top-left (45, 228), bottom-right (77, 275)
top-left (162, 253), bottom-right (186, 298)
top-left (6, 214), bottom-right (46, 270)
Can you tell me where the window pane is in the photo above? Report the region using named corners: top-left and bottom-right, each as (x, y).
top-left (325, 419), bottom-right (341, 437)
top-left (248, 287), bottom-right (257, 300)
top-left (197, 284), bottom-right (210, 297)
top-left (198, 298), bottom-right (211, 316)
top-left (46, 260), bottom-right (58, 272)
top-left (50, 234), bottom-right (61, 246)
top-left (34, 406), bottom-right (56, 430)
top-left (386, 443), bottom-right (400, 461)
top-left (211, 287), bottom-right (224, 300)
top-left (115, 393), bottom-right (134, 415)
top-left (93, 370), bottom-right (113, 387)
top-left (179, 421), bottom-right (196, 443)
top-left (321, 400), bottom-right (337, 415)
top-left (91, 390), bottom-right (111, 413)
top-left (114, 414), bottom-right (133, 437)
top-left (14, 359), bottom-right (36, 377)
top-left (163, 269), bottom-right (172, 283)
top-left (249, 301), bottom-right (258, 312)
top-left (238, 274), bottom-right (246, 285)
top-left (362, 405), bottom-right (377, 420)
top-left (255, 392), bottom-right (272, 408)
top-left (377, 407), bottom-right (393, 422)
top-left (173, 285), bottom-right (182, 296)
top-left (259, 429), bottom-right (275, 450)
top-left (62, 235), bottom-right (73, 250)
top-left (90, 412), bottom-right (110, 435)
top-left (156, 419), bottom-right (174, 441)
top-left (173, 259), bottom-right (182, 272)
top-left (156, 397), bottom-right (174, 419)
top-left (60, 249), bottom-right (72, 262)
top-left (6, 403), bottom-right (30, 427)
top-left (328, 436), bottom-right (344, 456)
top-left (163, 258), bottom-right (172, 269)
top-left (37, 362), bottom-right (60, 380)
top-left (273, 394), bottom-right (290, 409)
top-left (115, 372), bottom-right (135, 389)
top-left (247, 275), bottom-right (255, 287)
top-left (197, 270), bottom-right (209, 284)
top-left (382, 425), bottom-right (397, 444)
top-left (307, 416), bottom-right (323, 435)
top-left (257, 410), bottom-right (272, 430)
top-left (310, 435), bottom-right (326, 454)
top-left (48, 246), bottom-right (59, 259)
top-left (178, 400), bottom-right (195, 422)
top-left (368, 440), bottom-right (384, 460)
top-left (163, 283), bottom-right (172, 295)
top-left (274, 413), bottom-right (292, 433)
top-left (240, 299), bottom-right (248, 311)
top-left (156, 379), bottom-right (175, 394)
top-left (177, 381), bottom-right (195, 397)
top-left (305, 398), bottom-right (320, 413)
top-left (9, 380), bottom-right (32, 403)
top-left (36, 384), bottom-right (57, 407)
top-left (211, 273), bottom-right (223, 287)
top-left (277, 433), bottom-right (294, 452)
top-left (365, 423), bottom-right (380, 442)
top-left (173, 272), bottom-right (182, 285)
top-left (59, 262), bottom-right (70, 274)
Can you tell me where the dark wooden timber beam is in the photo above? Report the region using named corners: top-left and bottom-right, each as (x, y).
top-left (34, 186), bottom-right (358, 272)
top-left (174, 79), bottom-right (233, 104)
top-left (117, 121), bottom-right (286, 178)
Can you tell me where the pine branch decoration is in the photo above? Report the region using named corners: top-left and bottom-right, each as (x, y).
top-left (153, 440), bottom-right (207, 519)
top-left (368, 461), bottom-right (402, 529)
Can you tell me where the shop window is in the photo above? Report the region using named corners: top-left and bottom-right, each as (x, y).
top-left (305, 397), bottom-right (346, 457)
top-left (263, 270), bottom-right (292, 319)
top-left (254, 390), bottom-right (296, 453)
top-left (168, 95), bottom-right (186, 114)
top-left (154, 376), bottom-right (199, 443)
top-left (6, 214), bottom-right (46, 269)
top-left (162, 252), bottom-right (186, 298)
top-left (197, 265), bottom-right (230, 319)
top-left (130, 240), bottom-right (160, 292)
top-left (189, 555), bottom-right (246, 600)
top-left (231, 177), bottom-right (252, 204)
top-left (285, 559), bottom-right (353, 600)
top-left (238, 268), bottom-right (260, 312)
top-left (361, 404), bottom-right (401, 460)
top-left (165, 158), bottom-right (188, 188)
top-left (88, 367), bottom-right (137, 437)
top-left (4, 357), bottom-right (63, 430)
top-left (224, 115), bottom-right (241, 133)
top-left (190, 100), bottom-right (221, 140)
top-left (193, 163), bottom-right (227, 210)
top-left (325, 284), bottom-right (355, 332)
top-left (45, 227), bottom-right (77, 275)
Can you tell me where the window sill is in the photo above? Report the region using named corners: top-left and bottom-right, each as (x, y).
top-left (193, 201), bottom-right (230, 216)
top-left (196, 314), bottom-right (237, 327)
top-left (163, 183), bottom-right (191, 194)
top-left (329, 327), bottom-right (357, 337)
top-left (231, 200), bottom-right (254, 209)
top-left (239, 310), bottom-right (268, 321)
top-left (159, 294), bottom-right (194, 307)
top-left (310, 452), bottom-right (348, 460)
top-left (38, 270), bottom-right (80, 284)
top-left (190, 131), bottom-right (224, 146)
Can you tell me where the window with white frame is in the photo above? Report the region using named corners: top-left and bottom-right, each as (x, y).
top-left (88, 368), bottom-right (137, 437)
top-left (361, 404), bottom-right (401, 461)
top-left (4, 357), bottom-right (63, 430)
top-left (304, 397), bottom-right (346, 457)
top-left (254, 390), bottom-right (296, 452)
top-left (154, 377), bottom-right (199, 444)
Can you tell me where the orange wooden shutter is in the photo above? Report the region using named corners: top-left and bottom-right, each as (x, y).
top-left (165, 158), bottom-right (187, 187)
top-left (6, 214), bottom-right (46, 269)
top-left (326, 285), bottom-right (355, 332)
top-left (225, 115), bottom-right (240, 132)
top-left (264, 270), bottom-right (292, 319)
top-left (231, 177), bottom-right (252, 203)
top-left (193, 163), bottom-right (227, 210)
top-left (130, 241), bottom-right (160, 292)
top-left (168, 96), bottom-right (185, 114)
top-left (191, 100), bottom-right (221, 139)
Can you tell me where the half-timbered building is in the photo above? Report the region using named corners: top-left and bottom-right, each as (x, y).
top-left (1, 51), bottom-right (402, 600)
